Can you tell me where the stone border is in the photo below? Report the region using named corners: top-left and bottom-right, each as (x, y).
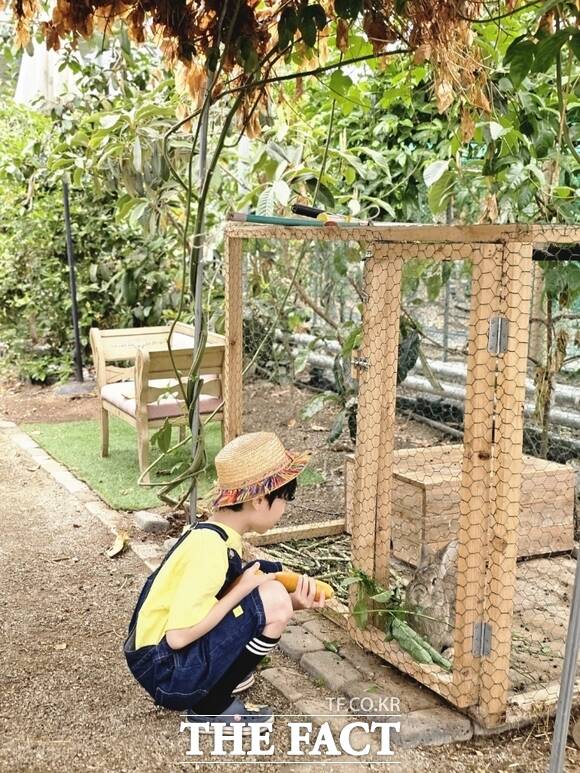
top-left (0, 419), bottom-right (164, 572)
top-left (1, 418), bottom-right (478, 749)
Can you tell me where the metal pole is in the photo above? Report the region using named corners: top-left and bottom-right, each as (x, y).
top-left (63, 178), bottom-right (83, 382)
top-left (188, 73), bottom-right (212, 523)
top-left (548, 552), bottom-right (580, 772)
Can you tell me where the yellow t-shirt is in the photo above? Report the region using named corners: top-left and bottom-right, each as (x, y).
top-left (135, 521), bottom-right (242, 649)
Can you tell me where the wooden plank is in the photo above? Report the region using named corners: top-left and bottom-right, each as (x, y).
top-left (224, 222), bottom-right (580, 245)
top-left (478, 242), bottom-right (534, 726)
top-left (97, 325), bottom-right (169, 337)
top-left (452, 244), bottom-right (504, 707)
top-left (508, 678), bottom-right (580, 712)
top-left (223, 235), bottom-right (244, 442)
top-left (89, 328), bottom-right (107, 393)
top-left (350, 243), bottom-right (398, 585)
top-left (146, 349), bottom-right (224, 377)
top-left (245, 519), bottom-right (346, 546)
top-left (100, 332), bottom-right (193, 360)
top-left (344, 456), bottom-right (354, 534)
top-left (373, 243), bottom-right (404, 588)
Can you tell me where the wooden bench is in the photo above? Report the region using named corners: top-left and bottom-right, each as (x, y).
top-left (89, 323), bottom-right (225, 480)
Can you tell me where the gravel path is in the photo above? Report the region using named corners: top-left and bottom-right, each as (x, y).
top-left (0, 429), bottom-right (576, 773)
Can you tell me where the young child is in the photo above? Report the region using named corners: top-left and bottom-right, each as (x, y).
top-left (123, 431), bottom-right (325, 733)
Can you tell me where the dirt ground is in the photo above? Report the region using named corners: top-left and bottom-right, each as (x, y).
top-left (1, 380), bottom-right (579, 771)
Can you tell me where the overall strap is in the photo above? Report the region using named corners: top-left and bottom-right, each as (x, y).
top-left (192, 522), bottom-right (229, 542)
top-left (125, 521), bottom-right (229, 640)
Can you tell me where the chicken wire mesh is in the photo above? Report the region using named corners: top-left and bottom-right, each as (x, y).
top-left (222, 223), bottom-right (579, 730)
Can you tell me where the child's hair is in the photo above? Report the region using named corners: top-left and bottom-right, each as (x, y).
top-left (222, 476), bottom-right (297, 512)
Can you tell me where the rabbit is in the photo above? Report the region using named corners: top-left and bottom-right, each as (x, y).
top-left (404, 540), bottom-right (458, 658)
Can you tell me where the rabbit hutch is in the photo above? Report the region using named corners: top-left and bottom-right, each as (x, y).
top-left (220, 220), bottom-right (580, 730)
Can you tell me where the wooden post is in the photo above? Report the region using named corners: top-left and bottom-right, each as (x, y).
top-left (452, 244), bottom-right (504, 709)
top-left (478, 242), bottom-right (534, 726)
top-left (373, 243), bottom-right (403, 588)
top-left (350, 242), bottom-right (402, 614)
top-left (223, 235), bottom-right (243, 442)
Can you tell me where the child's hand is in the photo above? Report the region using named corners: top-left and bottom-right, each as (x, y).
top-left (231, 562), bottom-right (272, 596)
top-left (289, 574), bottom-right (326, 610)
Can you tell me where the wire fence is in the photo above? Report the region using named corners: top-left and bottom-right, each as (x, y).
top-left (223, 224), bottom-right (579, 752)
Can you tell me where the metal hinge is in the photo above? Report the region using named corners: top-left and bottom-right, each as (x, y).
top-left (352, 356), bottom-right (369, 371)
top-left (472, 621), bottom-right (492, 657)
top-left (488, 316), bottom-right (509, 355)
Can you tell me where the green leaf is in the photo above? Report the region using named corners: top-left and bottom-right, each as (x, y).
top-left (304, 177), bottom-right (335, 210)
top-left (533, 29), bottom-right (572, 73)
top-left (100, 114), bottom-right (121, 129)
top-left (371, 590), bottom-right (393, 602)
top-left (427, 170), bottom-right (454, 214)
top-left (206, 46), bottom-right (219, 72)
top-left (133, 137), bottom-right (142, 174)
top-left (341, 576), bottom-right (361, 587)
top-left (328, 411), bottom-right (345, 442)
top-left (299, 5), bottom-right (325, 47)
top-left (353, 597), bottom-right (369, 629)
top-left (335, 0), bottom-right (363, 21)
top-left (310, 4), bottom-right (327, 30)
top-left (299, 16), bottom-right (317, 48)
top-left (391, 618), bottom-right (433, 664)
top-left (329, 70), bottom-right (353, 97)
top-left (505, 40), bottom-right (536, 87)
top-left (301, 392), bottom-right (332, 419)
top-left (128, 200), bottom-right (148, 228)
top-left (552, 186), bottom-right (574, 198)
top-left (341, 326), bottom-right (362, 356)
top-left (278, 6), bottom-right (298, 50)
top-left (486, 121), bottom-right (507, 141)
top-left (121, 270), bottom-right (138, 305)
top-left (423, 159), bottom-right (448, 187)
top-left (344, 166), bottom-right (356, 185)
top-left (155, 420), bottom-right (173, 453)
top-left (570, 32), bottom-right (580, 62)
top-left (273, 178), bottom-right (291, 206)
top-left (257, 186), bottom-right (275, 216)
top-left (293, 347), bottom-right (310, 375)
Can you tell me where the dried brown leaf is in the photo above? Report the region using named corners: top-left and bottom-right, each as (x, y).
top-left (336, 18), bottom-right (348, 53)
top-left (106, 530), bottom-right (130, 559)
top-left (460, 107), bottom-right (475, 143)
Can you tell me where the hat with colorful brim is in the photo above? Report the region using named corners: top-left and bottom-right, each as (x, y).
top-left (208, 431), bottom-right (311, 509)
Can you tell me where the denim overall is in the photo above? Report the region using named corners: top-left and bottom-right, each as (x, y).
top-left (123, 521), bottom-right (281, 710)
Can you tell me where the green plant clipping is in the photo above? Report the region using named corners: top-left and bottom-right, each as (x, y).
top-left (347, 568), bottom-right (452, 672)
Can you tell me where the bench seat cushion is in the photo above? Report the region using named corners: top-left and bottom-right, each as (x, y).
top-left (101, 378), bottom-right (221, 420)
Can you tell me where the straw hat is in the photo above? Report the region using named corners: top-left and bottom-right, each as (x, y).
top-left (210, 432), bottom-right (311, 509)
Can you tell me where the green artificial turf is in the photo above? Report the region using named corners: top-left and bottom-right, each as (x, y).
top-left (22, 417), bottom-right (222, 511)
top-left (21, 418), bottom-right (324, 511)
